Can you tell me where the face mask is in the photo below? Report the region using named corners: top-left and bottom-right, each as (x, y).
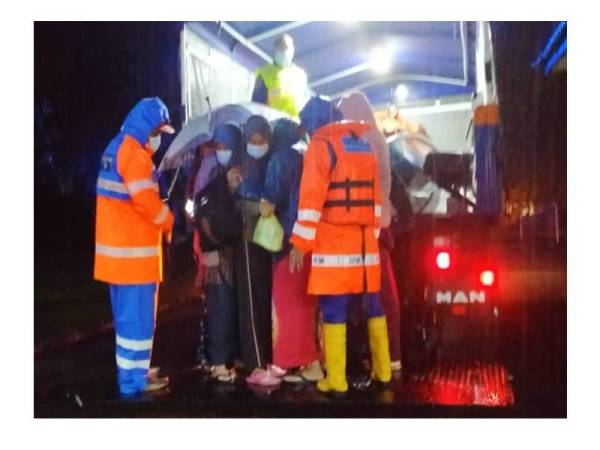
top-left (216, 149), bottom-right (233, 166)
top-left (273, 49), bottom-right (293, 67)
top-left (149, 134), bottom-right (161, 152)
top-left (246, 143), bottom-right (269, 160)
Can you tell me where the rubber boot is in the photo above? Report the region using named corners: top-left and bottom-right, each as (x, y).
top-left (316, 323), bottom-right (348, 394)
top-left (368, 317), bottom-right (392, 383)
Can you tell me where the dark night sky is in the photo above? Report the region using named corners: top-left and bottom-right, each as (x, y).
top-left (490, 22), bottom-right (566, 222)
top-left (34, 22), bottom-right (183, 186)
top-left (34, 22), bottom-right (184, 258)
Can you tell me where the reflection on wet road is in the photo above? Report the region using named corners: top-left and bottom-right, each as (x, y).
top-left (35, 288), bottom-right (565, 417)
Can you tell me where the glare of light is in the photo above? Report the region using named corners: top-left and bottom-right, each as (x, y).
top-left (433, 236), bottom-right (451, 248)
top-left (436, 251), bottom-right (451, 270)
top-left (480, 270), bottom-right (495, 286)
top-left (292, 140), bottom-right (308, 153)
top-left (369, 46), bottom-right (393, 74)
top-left (394, 84), bottom-right (409, 103)
top-left (185, 199), bottom-right (194, 217)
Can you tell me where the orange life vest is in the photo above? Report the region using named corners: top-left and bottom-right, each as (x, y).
top-left (290, 121), bottom-right (382, 295)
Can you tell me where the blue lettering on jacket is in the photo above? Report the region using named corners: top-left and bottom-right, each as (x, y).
top-left (341, 136), bottom-right (371, 153)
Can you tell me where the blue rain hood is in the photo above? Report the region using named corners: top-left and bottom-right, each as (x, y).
top-left (299, 96), bottom-right (343, 137)
top-left (121, 97), bottom-right (172, 146)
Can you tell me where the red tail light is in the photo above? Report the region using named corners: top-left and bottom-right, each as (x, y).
top-left (480, 270), bottom-right (495, 286)
top-left (436, 251), bottom-right (451, 270)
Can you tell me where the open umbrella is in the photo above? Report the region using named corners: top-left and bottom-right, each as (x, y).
top-left (158, 102), bottom-right (295, 172)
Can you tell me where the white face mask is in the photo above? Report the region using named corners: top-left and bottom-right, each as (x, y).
top-left (216, 149), bottom-right (233, 166)
top-left (247, 143), bottom-right (269, 160)
top-left (273, 49), bottom-right (293, 67)
top-left (149, 134), bottom-right (161, 152)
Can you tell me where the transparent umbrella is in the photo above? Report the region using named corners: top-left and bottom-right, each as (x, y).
top-left (158, 102), bottom-right (295, 172)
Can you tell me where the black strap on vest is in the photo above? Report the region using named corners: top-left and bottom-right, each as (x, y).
top-left (328, 180), bottom-right (374, 190)
top-left (326, 178), bottom-right (375, 211)
top-left (323, 199), bottom-right (375, 210)
top-left (316, 137), bottom-right (375, 212)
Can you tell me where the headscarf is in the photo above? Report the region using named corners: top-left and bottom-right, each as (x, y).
top-left (213, 122), bottom-right (242, 152)
top-left (271, 118), bottom-right (300, 153)
top-left (244, 115), bottom-right (272, 143)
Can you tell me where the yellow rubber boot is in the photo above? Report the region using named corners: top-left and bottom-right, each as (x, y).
top-left (368, 316), bottom-right (392, 383)
top-left (316, 323), bottom-right (348, 394)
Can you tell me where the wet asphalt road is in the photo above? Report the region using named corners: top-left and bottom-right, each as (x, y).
top-left (34, 287), bottom-right (566, 418)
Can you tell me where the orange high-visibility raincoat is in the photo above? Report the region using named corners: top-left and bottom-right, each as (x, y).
top-left (290, 121), bottom-right (382, 295)
top-left (94, 98), bottom-right (174, 285)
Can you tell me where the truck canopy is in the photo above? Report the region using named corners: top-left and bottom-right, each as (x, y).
top-left (176, 21), bottom-right (499, 215)
top-left (183, 21), bottom-right (483, 112)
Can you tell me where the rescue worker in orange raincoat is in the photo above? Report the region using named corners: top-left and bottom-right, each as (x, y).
top-left (94, 97), bottom-right (175, 397)
top-left (289, 96), bottom-right (392, 394)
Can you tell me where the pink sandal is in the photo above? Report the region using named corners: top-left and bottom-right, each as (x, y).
top-left (245, 365), bottom-right (284, 386)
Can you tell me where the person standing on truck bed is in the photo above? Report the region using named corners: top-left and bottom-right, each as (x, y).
top-left (289, 96), bottom-right (392, 395)
top-left (94, 97), bottom-right (175, 397)
top-left (226, 115), bottom-right (274, 383)
top-left (252, 34), bottom-right (308, 119)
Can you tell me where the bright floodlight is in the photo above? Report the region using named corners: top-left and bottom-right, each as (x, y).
top-left (395, 84), bottom-right (409, 103)
top-left (370, 46), bottom-right (392, 74)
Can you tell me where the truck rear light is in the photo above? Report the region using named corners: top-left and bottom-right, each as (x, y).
top-left (436, 251), bottom-right (451, 270)
top-left (480, 270), bottom-right (495, 286)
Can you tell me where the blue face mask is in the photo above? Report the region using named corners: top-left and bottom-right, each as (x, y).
top-left (246, 143), bottom-right (269, 160)
top-left (216, 149), bottom-right (233, 166)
